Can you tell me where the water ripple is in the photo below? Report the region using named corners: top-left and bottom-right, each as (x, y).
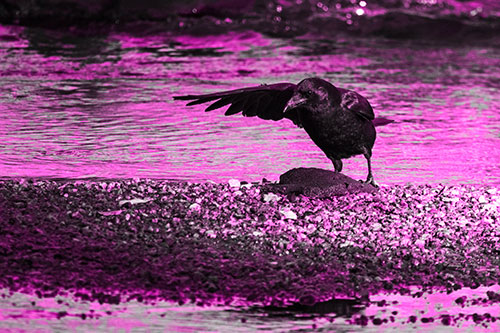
top-left (0, 25), bottom-right (499, 184)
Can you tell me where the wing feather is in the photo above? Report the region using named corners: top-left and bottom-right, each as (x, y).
top-left (253, 94), bottom-right (273, 119)
top-left (186, 96), bottom-right (219, 106)
top-left (242, 93), bottom-right (264, 117)
top-left (263, 89), bottom-right (295, 120)
top-left (174, 83), bottom-right (297, 122)
top-left (338, 88), bottom-right (375, 120)
top-left (225, 99), bottom-right (245, 116)
top-left (205, 96), bottom-right (235, 111)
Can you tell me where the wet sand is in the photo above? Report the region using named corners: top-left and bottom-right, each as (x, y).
top-left (0, 178), bottom-right (499, 329)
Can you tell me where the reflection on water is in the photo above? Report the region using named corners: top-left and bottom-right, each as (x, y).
top-left (0, 24), bottom-right (499, 184)
top-left (2, 286), bottom-right (500, 332)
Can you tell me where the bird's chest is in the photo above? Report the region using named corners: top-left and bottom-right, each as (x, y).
top-left (299, 109), bottom-right (357, 141)
top-left (298, 108), bottom-right (370, 159)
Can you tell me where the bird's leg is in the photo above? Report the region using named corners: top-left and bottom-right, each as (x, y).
top-left (332, 159), bottom-right (343, 173)
top-left (363, 152), bottom-right (377, 187)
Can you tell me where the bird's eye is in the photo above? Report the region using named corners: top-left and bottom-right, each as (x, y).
top-left (304, 90), bottom-right (313, 97)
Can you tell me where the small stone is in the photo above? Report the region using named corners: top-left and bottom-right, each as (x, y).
top-left (119, 198), bottom-right (151, 206)
top-left (263, 193), bottom-right (280, 202)
top-left (280, 208), bottom-right (297, 220)
top-left (99, 210), bottom-right (123, 216)
top-left (189, 203), bottom-right (201, 211)
top-left (228, 179), bottom-right (241, 188)
top-left (299, 295), bottom-right (315, 306)
top-left (415, 239), bottom-right (425, 248)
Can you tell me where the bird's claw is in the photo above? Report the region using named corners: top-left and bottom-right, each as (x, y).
top-left (362, 177), bottom-right (378, 188)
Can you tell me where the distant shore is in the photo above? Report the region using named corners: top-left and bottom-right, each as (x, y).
top-left (1, 178), bottom-right (499, 325)
top-left (1, 1), bottom-right (499, 44)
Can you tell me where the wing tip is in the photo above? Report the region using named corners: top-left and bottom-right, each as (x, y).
top-left (173, 95), bottom-right (196, 101)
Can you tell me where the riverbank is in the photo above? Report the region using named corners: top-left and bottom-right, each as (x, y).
top-left (0, 178), bottom-right (499, 328)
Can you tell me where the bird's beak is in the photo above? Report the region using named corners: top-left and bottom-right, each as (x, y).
top-left (284, 94), bottom-right (307, 113)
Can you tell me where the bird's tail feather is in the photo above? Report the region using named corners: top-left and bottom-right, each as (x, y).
top-left (372, 117), bottom-right (394, 127)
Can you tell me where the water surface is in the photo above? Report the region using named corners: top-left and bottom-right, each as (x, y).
top-left (2, 286), bottom-right (500, 332)
top-left (1, 24), bottom-right (499, 184)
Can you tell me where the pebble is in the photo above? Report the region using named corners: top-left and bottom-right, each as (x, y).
top-left (228, 179), bottom-right (241, 188)
top-left (263, 193), bottom-right (280, 202)
top-left (119, 198), bottom-right (151, 206)
top-left (189, 203), bottom-right (201, 211)
top-left (280, 208), bottom-right (297, 220)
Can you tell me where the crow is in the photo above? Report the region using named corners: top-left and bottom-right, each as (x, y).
top-left (174, 77), bottom-right (392, 185)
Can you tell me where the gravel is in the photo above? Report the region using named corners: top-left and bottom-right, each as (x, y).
top-left (0, 178), bottom-right (499, 325)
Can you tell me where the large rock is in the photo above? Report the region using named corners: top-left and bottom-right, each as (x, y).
top-left (264, 167), bottom-right (377, 197)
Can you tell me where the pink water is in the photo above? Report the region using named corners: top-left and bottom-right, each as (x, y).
top-left (1, 25), bottom-right (499, 184)
top-left (2, 286), bottom-right (500, 332)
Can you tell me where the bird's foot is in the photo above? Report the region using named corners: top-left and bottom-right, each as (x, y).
top-left (362, 176), bottom-right (378, 188)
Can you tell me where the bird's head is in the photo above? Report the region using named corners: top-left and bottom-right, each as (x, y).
top-left (284, 78), bottom-right (341, 113)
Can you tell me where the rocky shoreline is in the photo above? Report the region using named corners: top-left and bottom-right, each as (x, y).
top-left (1, 176), bottom-right (499, 326)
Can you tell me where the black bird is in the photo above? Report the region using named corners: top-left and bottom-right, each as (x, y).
top-left (174, 77), bottom-right (391, 185)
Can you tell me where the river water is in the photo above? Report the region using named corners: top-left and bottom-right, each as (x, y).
top-left (0, 18), bottom-right (499, 185)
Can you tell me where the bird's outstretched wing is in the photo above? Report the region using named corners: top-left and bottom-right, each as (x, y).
top-left (173, 83), bottom-right (298, 122)
top-left (338, 88), bottom-right (375, 121)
